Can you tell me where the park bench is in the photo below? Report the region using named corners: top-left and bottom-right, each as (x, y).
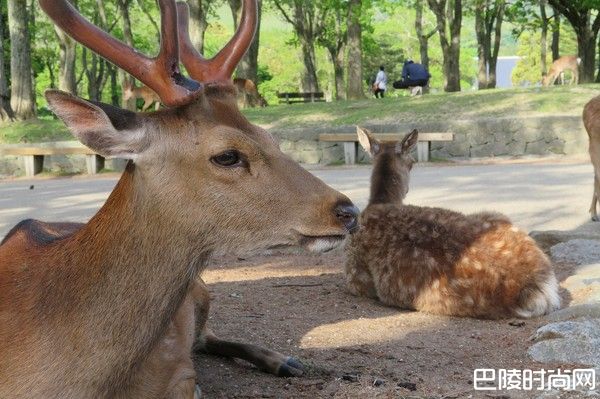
top-left (318, 132), bottom-right (454, 164)
top-left (277, 92), bottom-right (326, 104)
top-left (0, 141), bottom-right (105, 177)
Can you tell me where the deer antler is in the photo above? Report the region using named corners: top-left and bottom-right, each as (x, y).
top-left (39, 0), bottom-right (202, 107)
top-left (177, 0), bottom-right (258, 82)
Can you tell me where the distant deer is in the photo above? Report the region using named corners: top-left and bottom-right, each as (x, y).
top-left (542, 55), bottom-right (581, 86)
top-left (234, 77), bottom-right (268, 108)
top-left (123, 81), bottom-right (161, 111)
top-left (583, 96), bottom-right (600, 221)
top-left (0, 1), bottom-right (359, 398)
top-left (344, 127), bottom-right (560, 319)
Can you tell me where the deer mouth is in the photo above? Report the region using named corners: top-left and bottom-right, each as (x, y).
top-left (297, 234), bottom-right (346, 253)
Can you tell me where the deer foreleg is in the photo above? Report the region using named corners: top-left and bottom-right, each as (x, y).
top-left (592, 173), bottom-right (599, 222)
top-left (191, 279), bottom-right (305, 377)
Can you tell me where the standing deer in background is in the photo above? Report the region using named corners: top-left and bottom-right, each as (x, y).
top-left (345, 127), bottom-right (560, 319)
top-left (583, 96), bottom-right (600, 221)
top-left (542, 55), bottom-right (581, 86)
top-left (123, 81), bottom-right (162, 111)
top-left (234, 77), bottom-right (268, 108)
top-left (0, 1), bottom-right (359, 398)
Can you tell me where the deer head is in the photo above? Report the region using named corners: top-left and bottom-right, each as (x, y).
top-left (357, 127), bottom-right (418, 205)
top-left (40, 0), bottom-right (358, 255)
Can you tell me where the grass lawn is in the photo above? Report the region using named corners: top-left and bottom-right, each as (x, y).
top-left (1, 85), bottom-right (598, 144)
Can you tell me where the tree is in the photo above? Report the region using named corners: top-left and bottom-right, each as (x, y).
top-left (0, 0), bottom-right (14, 121)
top-left (116, 0), bottom-right (136, 110)
top-left (346, 0), bottom-right (364, 99)
top-left (427, 0), bottom-right (462, 92)
top-left (548, 0), bottom-right (600, 83)
top-left (473, 0), bottom-right (506, 89)
top-left (273, 0), bottom-right (330, 91)
top-left (54, 1), bottom-right (77, 94)
top-left (7, 0), bottom-right (35, 120)
top-left (317, 0), bottom-right (346, 100)
top-left (228, 0), bottom-right (262, 82)
top-left (415, 0), bottom-right (437, 72)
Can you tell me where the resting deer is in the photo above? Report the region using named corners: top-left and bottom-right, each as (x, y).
top-left (583, 96), bottom-right (600, 221)
top-left (0, 1), bottom-right (359, 398)
top-left (344, 127), bottom-right (560, 319)
top-left (233, 77), bottom-right (268, 108)
top-left (542, 55), bottom-right (580, 86)
top-left (123, 81), bottom-right (162, 111)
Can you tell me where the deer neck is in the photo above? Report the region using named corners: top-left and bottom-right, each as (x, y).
top-left (368, 152), bottom-right (407, 206)
top-left (52, 163), bottom-right (213, 392)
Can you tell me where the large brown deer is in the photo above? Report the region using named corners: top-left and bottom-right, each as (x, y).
top-left (345, 127), bottom-right (560, 319)
top-left (0, 1), bottom-right (358, 398)
top-left (123, 81), bottom-right (162, 111)
top-left (542, 55), bottom-right (580, 86)
top-left (583, 96), bottom-right (600, 222)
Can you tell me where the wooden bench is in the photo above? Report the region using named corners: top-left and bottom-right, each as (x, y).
top-left (319, 132), bottom-right (454, 164)
top-left (277, 92), bottom-right (325, 104)
top-left (0, 141), bottom-right (105, 177)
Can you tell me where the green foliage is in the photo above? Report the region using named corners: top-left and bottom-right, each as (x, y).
top-left (0, 118), bottom-right (70, 144)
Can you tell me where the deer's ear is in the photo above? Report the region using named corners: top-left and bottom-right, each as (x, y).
top-left (45, 90), bottom-right (147, 160)
top-left (397, 129), bottom-right (419, 155)
top-left (356, 126), bottom-right (380, 156)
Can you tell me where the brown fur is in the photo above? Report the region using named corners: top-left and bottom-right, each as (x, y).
top-left (345, 128), bottom-right (560, 319)
top-left (123, 82), bottom-right (162, 111)
top-left (542, 55), bottom-right (580, 86)
top-left (583, 96), bottom-right (600, 222)
top-left (0, 85), bottom-right (356, 398)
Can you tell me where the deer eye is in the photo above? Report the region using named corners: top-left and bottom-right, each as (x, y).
top-left (211, 150), bottom-right (243, 167)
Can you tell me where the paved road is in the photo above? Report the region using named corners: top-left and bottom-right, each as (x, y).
top-left (0, 161), bottom-right (595, 237)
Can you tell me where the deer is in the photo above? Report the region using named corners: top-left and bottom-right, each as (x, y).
top-left (583, 96), bottom-right (600, 222)
top-left (0, 1), bottom-right (359, 398)
top-left (122, 81), bottom-right (162, 111)
top-left (344, 127), bottom-right (560, 319)
top-left (233, 77), bottom-right (268, 108)
top-left (542, 55), bottom-right (581, 86)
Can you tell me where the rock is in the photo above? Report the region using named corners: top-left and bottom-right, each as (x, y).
top-left (551, 239), bottom-right (600, 265)
top-left (397, 381), bottom-right (417, 391)
top-left (341, 373), bottom-right (359, 383)
top-left (546, 303), bottom-right (600, 322)
top-left (531, 223), bottom-right (600, 252)
top-left (561, 262), bottom-right (600, 306)
top-left (529, 319), bottom-right (600, 368)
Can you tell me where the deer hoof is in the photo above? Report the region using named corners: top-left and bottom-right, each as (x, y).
top-left (194, 384), bottom-right (202, 399)
top-left (592, 215), bottom-right (599, 222)
top-left (277, 357), bottom-right (305, 377)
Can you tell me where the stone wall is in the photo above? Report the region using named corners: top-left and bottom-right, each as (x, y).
top-left (274, 115), bottom-right (589, 164)
top-left (0, 115), bottom-right (590, 176)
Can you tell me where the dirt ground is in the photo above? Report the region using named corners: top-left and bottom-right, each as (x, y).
top-left (192, 250), bottom-right (588, 399)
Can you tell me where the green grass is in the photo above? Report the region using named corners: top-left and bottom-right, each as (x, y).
top-left (0, 118), bottom-right (71, 144)
top-left (242, 84), bottom-right (600, 130)
top-left (1, 85), bottom-right (598, 144)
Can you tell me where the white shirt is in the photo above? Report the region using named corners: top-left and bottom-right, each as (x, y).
top-left (375, 70), bottom-right (387, 90)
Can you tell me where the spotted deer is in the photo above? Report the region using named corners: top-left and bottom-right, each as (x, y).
top-left (0, 1), bottom-right (359, 398)
top-left (583, 96), bottom-right (600, 222)
top-left (344, 127), bottom-right (560, 319)
top-left (123, 81), bottom-right (162, 111)
top-left (542, 55), bottom-right (580, 86)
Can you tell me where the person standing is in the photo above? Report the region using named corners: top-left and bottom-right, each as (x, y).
top-left (393, 60), bottom-right (430, 89)
top-left (373, 66), bottom-right (387, 98)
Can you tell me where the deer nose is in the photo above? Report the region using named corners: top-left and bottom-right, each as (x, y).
top-left (335, 203), bottom-right (360, 233)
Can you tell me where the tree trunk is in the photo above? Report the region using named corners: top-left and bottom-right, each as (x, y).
top-left (55, 26), bottom-right (78, 94)
top-left (7, 0), bottom-right (35, 120)
top-left (229, 0), bottom-right (262, 82)
top-left (487, 1), bottom-right (504, 88)
top-left (346, 0), bottom-right (364, 99)
top-left (427, 0), bottom-right (462, 92)
top-left (0, 4), bottom-right (14, 121)
top-left (551, 8), bottom-right (560, 61)
top-left (475, 1), bottom-right (487, 89)
top-left (415, 0), bottom-right (434, 71)
top-left (116, 0), bottom-right (136, 110)
top-left (327, 44), bottom-right (345, 100)
top-left (188, 0), bottom-right (209, 55)
top-left (540, 0), bottom-right (548, 75)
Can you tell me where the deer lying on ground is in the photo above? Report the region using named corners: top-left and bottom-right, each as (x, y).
top-left (234, 77), bottom-right (268, 108)
top-left (123, 81), bottom-right (162, 111)
top-left (0, 1), bottom-right (359, 398)
top-left (542, 55), bottom-right (580, 86)
top-left (344, 127), bottom-right (560, 319)
top-left (583, 96), bottom-right (600, 221)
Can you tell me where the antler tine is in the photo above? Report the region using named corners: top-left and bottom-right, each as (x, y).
top-left (177, 0), bottom-right (258, 82)
top-left (39, 0), bottom-right (202, 107)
